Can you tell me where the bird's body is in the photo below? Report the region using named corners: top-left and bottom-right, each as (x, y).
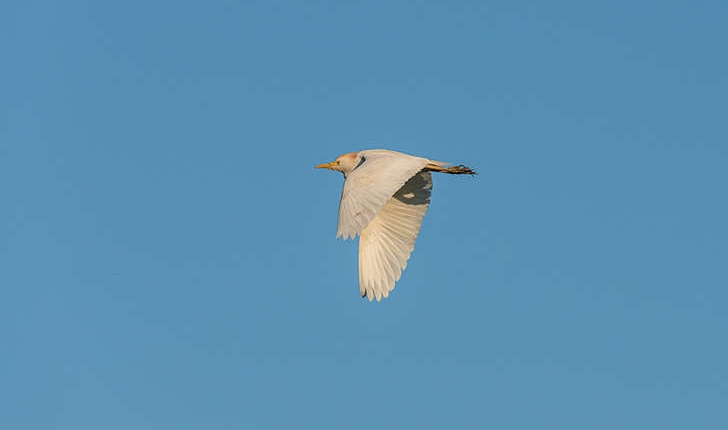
top-left (316, 149), bottom-right (475, 301)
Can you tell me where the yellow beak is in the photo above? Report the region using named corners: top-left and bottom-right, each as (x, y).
top-left (315, 161), bottom-right (338, 170)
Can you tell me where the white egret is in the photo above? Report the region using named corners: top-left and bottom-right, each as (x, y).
top-left (316, 149), bottom-right (476, 301)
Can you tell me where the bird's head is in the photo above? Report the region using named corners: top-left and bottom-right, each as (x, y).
top-left (315, 152), bottom-right (362, 175)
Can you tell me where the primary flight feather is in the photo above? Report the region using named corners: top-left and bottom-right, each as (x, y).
top-left (316, 149), bottom-right (476, 302)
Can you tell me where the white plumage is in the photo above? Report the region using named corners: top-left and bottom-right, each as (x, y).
top-left (316, 149), bottom-right (475, 301)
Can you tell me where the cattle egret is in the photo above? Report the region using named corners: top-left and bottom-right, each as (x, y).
top-left (316, 149), bottom-right (476, 301)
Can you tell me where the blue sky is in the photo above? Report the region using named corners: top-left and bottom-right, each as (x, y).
top-left (2, 1), bottom-right (727, 428)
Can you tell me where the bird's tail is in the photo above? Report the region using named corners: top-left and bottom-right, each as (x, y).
top-left (425, 162), bottom-right (477, 175)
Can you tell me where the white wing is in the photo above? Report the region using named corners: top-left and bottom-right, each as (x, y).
top-left (358, 171), bottom-right (432, 301)
top-left (337, 150), bottom-right (429, 240)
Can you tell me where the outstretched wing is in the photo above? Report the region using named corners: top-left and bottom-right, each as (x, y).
top-left (337, 150), bottom-right (429, 240)
top-left (358, 171), bottom-right (432, 301)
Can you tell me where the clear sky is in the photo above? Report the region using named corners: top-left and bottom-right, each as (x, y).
top-left (2, 1), bottom-right (727, 428)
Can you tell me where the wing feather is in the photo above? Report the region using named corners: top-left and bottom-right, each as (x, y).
top-left (337, 150), bottom-right (429, 240)
top-left (358, 171), bottom-right (433, 301)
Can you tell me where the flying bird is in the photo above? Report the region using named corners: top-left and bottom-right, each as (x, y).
top-left (316, 149), bottom-right (476, 301)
